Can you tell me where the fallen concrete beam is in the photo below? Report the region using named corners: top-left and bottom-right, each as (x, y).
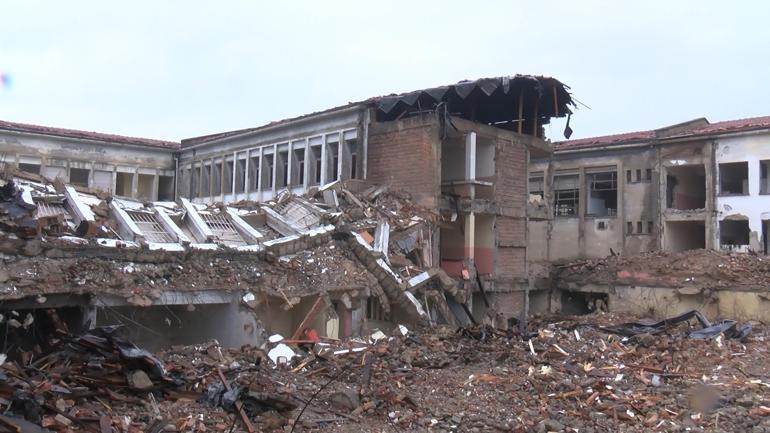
top-left (109, 200), bottom-right (144, 243)
top-left (262, 207), bottom-right (300, 236)
top-left (155, 207), bottom-right (191, 244)
top-left (180, 197), bottom-right (214, 242)
top-left (226, 208), bottom-right (264, 244)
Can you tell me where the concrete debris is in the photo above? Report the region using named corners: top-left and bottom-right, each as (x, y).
top-left (0, 313), bottom-right (765, 432)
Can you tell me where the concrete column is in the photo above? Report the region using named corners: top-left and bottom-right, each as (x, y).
top-left (257, 147), bottom-right (264, 202)
top-left (465, 212), bottom-right (476, 260)
top-left (131, 167), bottom-right (139, 198)
top-left (617, 161), bottom-right (626, 252)
top-left (271, 144), bottom-right (278, 196)
top-left (336, 131), bottom-right (343, 182)
top-left (465, 132), bottom-right (477, 181)
top-left (244, 149), bottom-right (251, 200)
top-left (287, 141), bottom-right (293, 189)
top-left (303, 138), bottom-right (310, 190)
top-left (320, 135), bottom-right (328, 185)
top-left (152, 173), bottom-right (159, 202)
top-left (577, 166), bottom-right (586, 257)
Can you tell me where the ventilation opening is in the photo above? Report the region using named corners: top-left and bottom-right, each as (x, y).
top-left (719, 219), bottom-right (750, 250)
top-left (719, 162), bottom-right (749, 196)
top-left (560, 291), bottom-right (608, 315)
top-left (666, 165), bottom-right (706, 210)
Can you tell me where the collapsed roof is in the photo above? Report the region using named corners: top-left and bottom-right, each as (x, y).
top-left (0, 170), bottom-right (467, 324)
top-left (372, 75), bottom-right (574, 133)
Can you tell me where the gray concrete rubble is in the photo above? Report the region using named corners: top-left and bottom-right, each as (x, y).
top-left (0, 168), bottom-right (473, 354)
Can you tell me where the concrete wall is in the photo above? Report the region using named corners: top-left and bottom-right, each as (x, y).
top-left (178, 105), bottom-right (364, 204)
top-left (96, 299), bottom-right (263, 351)
top-left (714, 133), bottom-right (770, 252)
top-left (528, 146), bottom-right (658, 265)
top-left (0, 130), bottom-right (174, 200)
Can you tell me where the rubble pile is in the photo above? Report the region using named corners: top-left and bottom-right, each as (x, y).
top-left (0, 170), bottom-right (464, 325)
top-left (554, 248), bottom-right (770, 290)
top-left (0, 312), bottom-right (767, 432)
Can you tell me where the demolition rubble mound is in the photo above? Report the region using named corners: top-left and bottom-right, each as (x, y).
top-left (0, 312), bottom-right (768, 432)
top-left (554, 248), bottom-right (770, 290)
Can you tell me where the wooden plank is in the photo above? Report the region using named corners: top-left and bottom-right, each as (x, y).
top-left (290, 294), bottom-right (326, 341)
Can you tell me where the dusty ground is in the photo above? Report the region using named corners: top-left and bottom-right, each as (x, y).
top-left (92, 312), bottom-right (770, 433)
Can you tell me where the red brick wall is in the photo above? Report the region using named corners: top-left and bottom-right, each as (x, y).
top-left (367, 115), bottom-right (440, 208)
top-left (493, 138), bottom-right (529, 288)
top-left (495, 216), bottom-right (527, 285)
top-left (494, 139), bottom-right (527, 217)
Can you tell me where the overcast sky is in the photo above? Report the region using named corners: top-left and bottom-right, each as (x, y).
top-left (1, 1), bottom-right (768, 142)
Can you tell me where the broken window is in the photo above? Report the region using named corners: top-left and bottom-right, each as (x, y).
top-left (69, 167), bottom-right (90, 187)
top-left (665, 221), bottom-right (706, 252)
top-left (666, 165), bottom-right (706, 210)
top-left (249, 153), bottom-right (260, 192)
top-left (366, 297), bottom-right (386, 321)
top-left (137, 174), bottom-right (154, 201)
top-left (41, 159), bottom-right (66, 181)
top-left (126, 211), bottom-right (175, 243)
top-left (763, 220), bottom-right (770, 254)
top-left (224, 158), bottom-right (234, 195)
top-left (342, 131), bottom-right (360, 180)
top-left (647, 220), bottom-right (654, 235)
top-left (190, 164), bottom-right (200, 198)
top-left (200, 212), bottom-right (247, 246)
top-left (235, 154), bottom-right (247, 194)
top-left (528, 175), bottom-right (544, 201)
top-left (645, 168), bottom-right (652, 182)
top-left (201, 163), bottom-right (211, 197)
top-left (212, 160), bottom-right (223, 196)
top-left (327, 137), bottom-right (340, 182)
top-left (553, 174), bottom-right (579, 217)
top-left (585, 171), bottom-right (617, 217)
top-left (761, 160), bottom-right (770, 195)
top-left (262, 154), bottom-right (274, 190)
top-left (115, 172), bottom-right (133, 197)
top-left (158, 175), bottom-right (174, 201)
top-left (18, 162), bottom-right (41, 175)
top-left (720, 219), bottom-right (750, 249)
top-left (276, 150), bottom-right (289, 188)
top-left (292, 148), bottom-right (305, 186)
top-left (719, 162), bottom-right (749, 195)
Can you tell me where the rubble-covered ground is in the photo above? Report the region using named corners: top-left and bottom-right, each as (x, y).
top-left (2, 312), bottom-right (769, 432)
top-left (554, 248), bottom-right (770, 290)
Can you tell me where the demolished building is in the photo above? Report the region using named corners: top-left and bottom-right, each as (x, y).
top-left (0, 75), bottom-right (575, 355)
top-left (529, 116), bottom-right (770, 321)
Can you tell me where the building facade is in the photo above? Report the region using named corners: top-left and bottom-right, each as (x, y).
top-left (528, 116), bottom-right (770, 276)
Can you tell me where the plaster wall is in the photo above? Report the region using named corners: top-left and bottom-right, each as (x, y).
top-left (714, 133), bottom-right (770, 251)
